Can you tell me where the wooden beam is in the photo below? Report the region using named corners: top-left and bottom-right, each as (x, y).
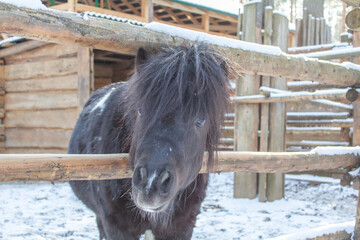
top-left (231, 90), bottom-right (351, 103)
top-left (49, 3), bottom-right (69, 11)
top-left (141, 0), bottom-right (153, 22)
top-left (0, 148), bottom-right (358, 182)
top-left (0, 40), bottom-right (49, 59)
top-left (153, 0), bottom-right (205, 15)
top-left (202, 14), bottom-right (209, 32)
top-left (77, 47), bottom-right (94, 111)
top-left (67, 0), bottom-right (76, 12)
top-left (287, 119), bottom-right (353, 128)
top-left (304, 46), bottom-right (360, 60)
top-left (0, 2), bottom-right (360, 86)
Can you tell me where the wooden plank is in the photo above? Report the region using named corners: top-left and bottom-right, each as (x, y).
top-left (5, 148), bottom-right (67, 154)
top-left (4, 58), bottom-right (77, 80)
top-left (1, 2), bottom-right (360, 86)
top-left (202, 14), bottom-right (210, 32)
top-left (4, 109), bottom-right (78, 129)
top-left (267, 12), bottom-right (288, 202)
top-left (302, 7), bottom-right (308, 46)
top-left (0, 148), bottom-right (359, 182)
top-left (5, 128), bottom-right (72, 148)
top-left (0, 40), bottom-right (49, 59)
top-left (287, 101), bottom-right (352, 113)
top-left (231, 91), bottom-right (348, 103)
top-left (5, 91), bottom-right (78, 110)
top-left (353, 102), bottom-right (360, 240)
top-left (141, 0), bottom-right (153, 23)
top-left (287, 119), bottom-right (353, 128)
top-left (5, 74), bottom-right (78, 92)
top-left (77, 47), bottom-right (93, 112)
top-left (4, 43), bottom-right (78, 65)
top-left (153, 0), bottom-right (205, 15)
top-left (258, 6), bottom-right (273, 203)
top-left (295, 18), bottom-right (303, 47)
top-left (286, 129), bottom-right (346, 142)
top-left (234, 1), bottom-right (259, 200)
top-left (49, 3), bottom-right (68, 11)
top-left (68, 0), bottom-right (75, 12)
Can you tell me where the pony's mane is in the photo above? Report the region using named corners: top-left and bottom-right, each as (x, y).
top-left (125, 43), bottom-right (232, 170)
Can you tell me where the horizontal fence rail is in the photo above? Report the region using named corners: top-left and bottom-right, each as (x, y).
top-left (0, 147), bottom-right (359, 182)
top-left (0, 2), bottom-right (360, 87)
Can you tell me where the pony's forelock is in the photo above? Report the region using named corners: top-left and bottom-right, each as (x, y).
top-left (124, 43), bottom-right (233, 170)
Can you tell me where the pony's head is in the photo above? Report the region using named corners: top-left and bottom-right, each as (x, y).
top-left (126, 44), bottom-right (231, 213)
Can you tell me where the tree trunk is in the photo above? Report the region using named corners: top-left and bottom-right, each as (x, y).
top-left (303, 0), bottom-right (324, 18)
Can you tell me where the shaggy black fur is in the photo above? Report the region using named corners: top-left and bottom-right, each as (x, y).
top-left (68, 43), bottom-right (232, 240)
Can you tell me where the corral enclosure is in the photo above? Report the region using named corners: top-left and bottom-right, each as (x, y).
top-left (1, 0), bottom-right (360, 239)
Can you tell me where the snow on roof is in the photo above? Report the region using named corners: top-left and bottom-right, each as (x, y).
top-left (82, 12), bottom-right (145, 26)
top-left (145, 22), bottom-right (283, 56)
top-left (0, 0), bottom-right (47, 10)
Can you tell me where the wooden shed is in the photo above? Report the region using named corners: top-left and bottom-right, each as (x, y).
top-left (0, 0), bottom-right (246, 154)
top-left (0, 39), bottom-right (139, 153)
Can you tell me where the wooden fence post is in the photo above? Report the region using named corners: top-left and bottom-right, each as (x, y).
top-left (233, 1), bottom-right (260, 199)
top-left (353, 102), bottom-right (360, 238)
top-left (267, 12), bottom-right (288, 202)
top-left (141, 0), bottom-right (153, 23)
top-left (302, 7), bottom-right (308, 46)
top-left (77, 47), bottom-right (94, 113)
top-left (258, 6), bottom-right (273, 202)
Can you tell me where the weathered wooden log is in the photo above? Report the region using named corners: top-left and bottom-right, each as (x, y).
top-left (288, 43), bottom-right (350, 54)
top-left (287, 119), bottom-right (353, 128)
top-left (303, 47), bottom-right (360, 60)
top-left (231, 89), bottom-right (350, 103)
top-left (0, 2), bottom-right (360, 86)
top-left (287, 112), bottom-right (350, 120)
top-left (346, 8), bottom-right (360, 30)
top-left (342, 0), bottom-right (360, 7)
top-left (0, 40), bottom-right (49, 58)
top-left (0, 148), bottom-right (359, 182)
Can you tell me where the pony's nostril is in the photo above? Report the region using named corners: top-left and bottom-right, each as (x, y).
top-left (158, 170), bottom-right (173, 196)
top-left (134, 166), bottom-right (147, 186)
top-left (139, 167), bottom-right (147, 181)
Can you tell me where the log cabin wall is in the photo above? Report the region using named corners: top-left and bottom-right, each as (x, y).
top-left (2, 43), bottom-right (79, 153)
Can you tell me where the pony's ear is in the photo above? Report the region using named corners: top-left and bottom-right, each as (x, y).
top-left (135, 47), bottom-right (148, 71)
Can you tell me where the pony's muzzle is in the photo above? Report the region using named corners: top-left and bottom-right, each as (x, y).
top-left (132, 165), bottom-right (176, 212)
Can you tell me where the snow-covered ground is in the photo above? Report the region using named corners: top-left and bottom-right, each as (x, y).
top-left (0, 173), bottom-right (357, 240)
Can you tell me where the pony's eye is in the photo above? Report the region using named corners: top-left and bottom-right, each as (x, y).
top-left (137, 108), bottom-right (142, 116)
top-left (195, 119), bottom-right (206, 128)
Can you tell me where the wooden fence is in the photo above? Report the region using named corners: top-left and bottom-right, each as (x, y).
top-left (1, 1), bottom-right (360, 238)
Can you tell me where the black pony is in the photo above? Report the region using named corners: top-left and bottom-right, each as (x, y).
top-left (69, 43), bottom-right (231, 240)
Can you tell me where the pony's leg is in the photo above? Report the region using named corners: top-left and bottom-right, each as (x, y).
top-left (96, 216), bottom-right (105, 240)
top-left (101, 217), bottom-right (138, 240)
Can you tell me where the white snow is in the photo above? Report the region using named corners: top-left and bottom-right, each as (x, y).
top-left (312, 99), bottom-right (353, 110)
top-left (145, 22), bottom-right (283, 56)
top-left (285, 174), bottom-right (340, 184)
top-left (0, 36), bottom-right (24, 47)
top-left (0, 174), bottom-right (357, 239)
top-left (311, 146), bottom-right (360, 156)
top-left (268, 221), bottom-right (354, 240)
top-left (91, 88), bottom-right (115, 113)
top-left (341, 62), bottom-right (360, 71)
top-left (0, 0), bottom-right (47, 10)
top-left (287, 81), bottom-right (323, 87)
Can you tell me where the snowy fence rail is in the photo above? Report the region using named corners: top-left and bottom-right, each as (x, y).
top-left (0, 147), bottom-right (359, 182)
top-left (0, 2), bottom-right (360, 87)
